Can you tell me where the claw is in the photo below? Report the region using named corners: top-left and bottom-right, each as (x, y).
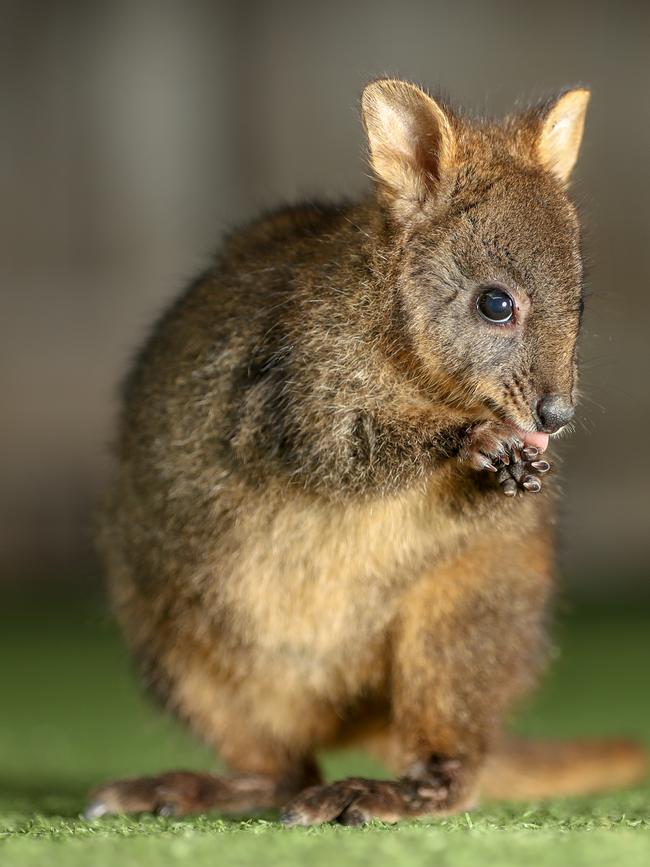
top-left (522, 446), bottom-right (539, 460)
top-left (84, 801), bottom-right (109, 820)
top-left (530, 460), bottom-right (550, 474)
top-left (501, 479), bottom-right (518, 497)
top-left (479, 457), bottom-right (498, 472)
top-left (523, 476), bottom-right (542, 492)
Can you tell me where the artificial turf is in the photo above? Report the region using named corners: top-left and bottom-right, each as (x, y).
top-left (1, 587), bottom-right (648, 866)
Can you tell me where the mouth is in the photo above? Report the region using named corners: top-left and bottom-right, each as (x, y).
top-left (485, 400), bottom-right (551, 453)
top-left (514, 427), bottom-right (550, 453)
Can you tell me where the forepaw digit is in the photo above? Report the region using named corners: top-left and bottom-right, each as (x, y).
top-left (497, 444), bottom-right (552, 497)
top-left (460, 422), bottom-right (522, 475)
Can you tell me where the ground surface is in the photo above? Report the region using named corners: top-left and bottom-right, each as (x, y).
top-left (0, 589), bottom-right (648, 866)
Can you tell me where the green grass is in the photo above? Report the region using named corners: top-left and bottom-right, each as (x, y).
top-left (1, 588), bottom-right (649, 866)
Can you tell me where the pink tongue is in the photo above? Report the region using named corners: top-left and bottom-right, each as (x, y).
top-left (518, 429), bottom-right (550, 453)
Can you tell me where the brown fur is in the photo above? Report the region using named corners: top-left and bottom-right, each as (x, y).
top-left (89, 80), bottom-right (645, 824)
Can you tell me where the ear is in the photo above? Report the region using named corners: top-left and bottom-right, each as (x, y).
top-left (536, 89), bottom-right (590, 184)
top-left (361, 79), bottom-right (456, 215)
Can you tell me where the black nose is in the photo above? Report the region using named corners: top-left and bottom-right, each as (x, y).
top-left (537, 394), bottom-right (575, 433)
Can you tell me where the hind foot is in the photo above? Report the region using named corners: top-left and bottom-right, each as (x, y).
top-left (281, 757), bottom-right (472, 826)
top-left (86, 764), bottom-right (319, 818)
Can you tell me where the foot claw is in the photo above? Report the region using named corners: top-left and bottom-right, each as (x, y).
top-left (501, 479), bottom-right (518, 497)
top-left (530, 460), bottom-right (550, 474)
top-left (84, 801), bottom-right (109, 820)
top-left (522, 476), bottom-right (542, 492)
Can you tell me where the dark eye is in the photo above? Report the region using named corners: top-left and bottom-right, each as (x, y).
top-left (477, 287), bottom-right (514, 324)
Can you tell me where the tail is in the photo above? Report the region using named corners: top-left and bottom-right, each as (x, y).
top-left (478, 736), bottom-right (647, 801)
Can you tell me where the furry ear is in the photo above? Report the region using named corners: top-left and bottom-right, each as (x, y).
top-left (361, 79), bottom-right (456, 215)
top-left (535, 89), bottom-right (590, 184)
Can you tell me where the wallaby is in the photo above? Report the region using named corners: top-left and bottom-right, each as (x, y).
top-left (87, 79), bottom-right (645, 825)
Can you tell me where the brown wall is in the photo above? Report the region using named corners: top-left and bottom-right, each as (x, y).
top-left (2, 0), bottom-right (649, 592)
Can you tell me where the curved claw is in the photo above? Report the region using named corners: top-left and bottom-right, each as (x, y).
top-left (530, 460), bottom-right (550, 474)
top-left (522, 476), bottom-right (542, 492)
top-left (501, 479), bottom-right (518, 497)
top-left (84, 801), bottom-right (110, 820)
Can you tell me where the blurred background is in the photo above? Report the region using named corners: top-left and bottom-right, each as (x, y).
top-left (2, 0), bottom-right (649, 596)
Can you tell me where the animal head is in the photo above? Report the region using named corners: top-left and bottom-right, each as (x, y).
top-left (361, 79), bottom-right (590, 438)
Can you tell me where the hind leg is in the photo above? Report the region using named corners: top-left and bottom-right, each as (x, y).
top-left (85, 675), bottom-right (326, 818)
top-left (282, 533), bottom-right (553, 825)
top-left (86, 760), bottom-right (320, 818)
top-left (85, 698), bottom-right (324, 819)
top-left (85, 628), bottom-right (332, 818)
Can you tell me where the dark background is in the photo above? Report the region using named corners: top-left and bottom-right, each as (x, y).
top-left (3, 0), bottom-right (649, 596)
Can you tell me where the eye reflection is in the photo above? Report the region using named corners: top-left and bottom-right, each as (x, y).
top-left (477, 287), bottom-right (514, 324)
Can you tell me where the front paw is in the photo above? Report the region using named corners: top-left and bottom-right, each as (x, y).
top-left (459, 421), bottom-right (522, 473)
top-left (496, 444), bottom-right (550, 497)
top-left (460, 422), bottom-right (552, 497)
